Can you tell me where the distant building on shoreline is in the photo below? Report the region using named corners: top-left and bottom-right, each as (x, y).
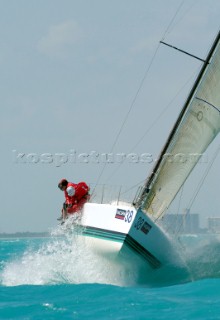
top-left (0, 232), bottom-right (49, 238)
top-left (161, 209), bottom-right (220, 234)
top-left (161, 209), bottom-right (204, 234)
top-left (207, 217), bottom-right (220, 233)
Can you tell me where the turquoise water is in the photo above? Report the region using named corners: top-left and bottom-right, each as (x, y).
top-left (1, 232), bottom-right (220, 319)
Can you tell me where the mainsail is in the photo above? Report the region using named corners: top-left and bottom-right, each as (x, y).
top-left (136, 30), bottom-right (220, 219)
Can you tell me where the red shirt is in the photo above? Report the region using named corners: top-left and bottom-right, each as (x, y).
top-left (64, 182), bottom-right (89, 205)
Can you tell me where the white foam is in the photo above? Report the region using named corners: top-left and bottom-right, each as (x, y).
top-left (1, 225), bottom-right (137, 287)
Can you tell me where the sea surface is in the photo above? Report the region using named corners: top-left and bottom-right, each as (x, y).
top-left (1, 227), bottom-right (220, 319)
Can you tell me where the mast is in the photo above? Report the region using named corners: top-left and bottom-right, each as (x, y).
top-left (135, 30), bottom-right (220, 209)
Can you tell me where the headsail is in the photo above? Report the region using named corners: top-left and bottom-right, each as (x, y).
top-left (136, 30), bottom-right (220, 219)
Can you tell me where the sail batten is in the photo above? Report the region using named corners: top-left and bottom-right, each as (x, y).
top-left (137, 30), bottom-right (220, 219)
top-left (195, 97), bottom-right (220, 113)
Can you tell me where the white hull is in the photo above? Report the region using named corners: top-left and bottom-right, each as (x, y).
top-left (67, 202), bottom-right (190, 284)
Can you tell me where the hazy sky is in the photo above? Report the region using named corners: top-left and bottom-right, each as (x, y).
top-left (1, 0), bottom-right (220, 232)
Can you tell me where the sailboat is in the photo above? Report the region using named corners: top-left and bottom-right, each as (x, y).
top-left (65, 30), bottom-right (220, 283)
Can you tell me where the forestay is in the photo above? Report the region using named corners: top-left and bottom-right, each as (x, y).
top-left (139, 31), bottom-right (220, 219)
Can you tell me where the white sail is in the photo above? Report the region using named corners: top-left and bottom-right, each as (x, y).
top-left (140, 32), bottom-right (220, 219)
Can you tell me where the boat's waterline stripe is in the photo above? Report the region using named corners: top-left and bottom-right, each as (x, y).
top-left (79, 225), bottom-right (161, 269)
top-left (125, 234), bottom-right (161, 269)
top-left (80, 226), bottom-right (126, 242)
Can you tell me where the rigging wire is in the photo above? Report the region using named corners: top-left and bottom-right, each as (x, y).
top-left (91, 43), bottom-right (161, 195)
top-left (104, 69), bottom-right (199, 187)
top-left (162, 0), bottom-right (198, 38)
top-left (120, 178), bottom-right (146, 196)
top-left (153, 185), bottom-right (185, 237)
top-left (170, 146), bottom-right (220, 237)
top-left (174, 185), bottom-right (186, 236)
top-left (160, 0), bottom-right (185, 42)
top-left (187, 144), bottom-right (220, 210)
top-left (91, 0), bottom-right (186, 195)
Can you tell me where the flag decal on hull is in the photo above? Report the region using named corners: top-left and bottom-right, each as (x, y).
top-left (115, 208), bottom-right (126, 220)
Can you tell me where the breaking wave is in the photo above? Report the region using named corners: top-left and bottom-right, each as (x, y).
top-left (1, 221), bottom-right (220, 287)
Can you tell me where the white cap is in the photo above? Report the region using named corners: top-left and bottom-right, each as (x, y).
top-left (66, 186), bottom-right (75, 196)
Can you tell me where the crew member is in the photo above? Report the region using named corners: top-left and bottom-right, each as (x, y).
top-left (58, 179), bottom-right (90, 220)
